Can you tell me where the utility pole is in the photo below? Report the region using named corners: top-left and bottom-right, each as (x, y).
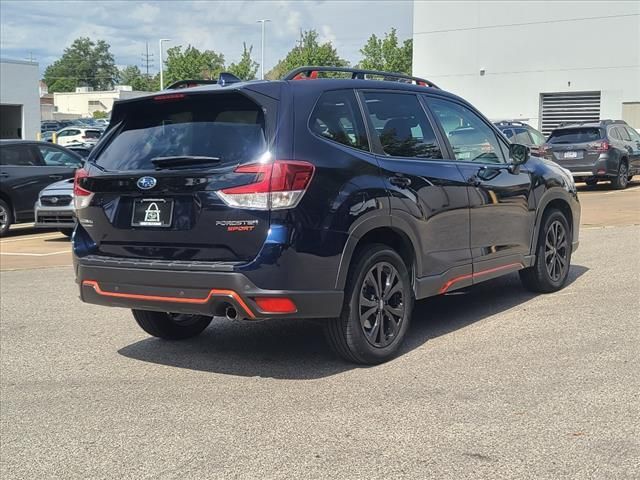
top-left (159, 38), bottom-right (171, 90)
top-left (257, 19), bottom-right (271, 80)
top-left (141, 42), bottom-right (154, 78)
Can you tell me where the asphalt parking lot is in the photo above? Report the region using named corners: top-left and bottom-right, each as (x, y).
top-left (1, 182), bottom-right (639, 479)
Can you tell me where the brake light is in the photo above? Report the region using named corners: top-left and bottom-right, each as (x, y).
top-left (73, 168), bottom-right (93, 209)
top-left (217, 160), bottom-right (315, 210)
top-left (589, 141), bottom-right (609, 152)
top-left (153, 93), bottom-right (186, 102)
top-left (539, 144), bottom-right (550, 156)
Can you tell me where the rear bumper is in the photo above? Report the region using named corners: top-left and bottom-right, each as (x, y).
top-left (75, 261), bottom-right (344, 320)
top-left (559, 154), bottom-right (618, 178)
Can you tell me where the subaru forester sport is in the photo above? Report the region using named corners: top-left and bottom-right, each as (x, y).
top-left (73, 67), bottom-right (580, 364)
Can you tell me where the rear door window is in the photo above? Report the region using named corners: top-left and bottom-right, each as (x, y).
top-left (94, 93), bottom-right (267, 171)
top-left (309, 90), bottom-right (369, 151)
top-left (528, 128), bottom-right (546, 145)
top-left (38, 145), bottom-right (83, 167)
top-left (361, 92), bottom-right (442, 159)
top-left (0, 145), bottom-right (42, 166)
top-left (513, 128), bottom-right (533, 145)
top-left (609, 128), bottom-right (621, 140)
top-left (548, 128), bottom-right (602, 144)
top-left (618, 127), bottom-right (631, 141)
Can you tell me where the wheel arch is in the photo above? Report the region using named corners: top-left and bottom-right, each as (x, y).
top-left (530, 190), bottom-right (575, 255)
top-left (0, 190), bottom-right (14, 218)
top-left (335, 218), bottom-right (420, 290)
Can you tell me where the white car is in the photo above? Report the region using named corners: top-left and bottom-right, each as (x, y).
top-left (34, 177), bottom-right (76, 236)
top-left (55, 127), bottom-right (102, 147)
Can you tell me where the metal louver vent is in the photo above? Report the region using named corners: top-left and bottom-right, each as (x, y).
top-left (539, 91), bottom-right (601, 136)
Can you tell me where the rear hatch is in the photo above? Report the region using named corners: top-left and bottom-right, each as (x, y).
top-left (77, 90), bottom-right (276, 263)
top-left (545, 127), bottom-right (605, 170)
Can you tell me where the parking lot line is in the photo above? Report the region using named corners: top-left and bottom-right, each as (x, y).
top-left (0, 250), bottom-right (69, 257)
top-left (0, 233), bottom-right (62, 244)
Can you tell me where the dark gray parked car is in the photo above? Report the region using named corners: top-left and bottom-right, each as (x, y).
top-left (542, 120), bottom-right (640, 189)
top-left (0, 140), bottom-right (84, 235)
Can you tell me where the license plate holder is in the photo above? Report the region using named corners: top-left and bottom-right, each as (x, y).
top-left (131, 198), bottom-right (173, 227)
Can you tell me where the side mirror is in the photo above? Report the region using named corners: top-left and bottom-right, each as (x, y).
top-left (509, 143), bottom-right (530, 166)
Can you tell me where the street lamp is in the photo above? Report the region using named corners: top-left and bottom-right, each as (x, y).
top-left (257, 19), bottom-right (271, 80)
top-left (158, 38), bottom-right (171, 90)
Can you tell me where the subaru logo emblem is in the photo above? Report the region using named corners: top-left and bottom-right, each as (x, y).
top-left (137, 176), bottom-right (157, 190)
top-left (50, 197), bottom-right (59, 204)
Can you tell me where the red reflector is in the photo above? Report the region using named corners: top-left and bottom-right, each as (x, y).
top-left (153, 93), bottom-right (186, 102)
top-left (253, 297), bottom-right (297, 314)
top-left (73, 168), bottom-right (91, 196)
top-left (597, 169), bottom-right (606, 175)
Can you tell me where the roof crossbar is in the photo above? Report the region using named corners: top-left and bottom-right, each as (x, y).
top-left (283, 66), bottom-right (439, 89)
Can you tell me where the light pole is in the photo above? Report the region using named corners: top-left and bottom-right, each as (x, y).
top-left (158, 38), bottom-right (171, 90)
top-left (257, 19), bottom-right (271, 80)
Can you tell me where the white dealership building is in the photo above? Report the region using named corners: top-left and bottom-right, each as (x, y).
top-left (412, 1), bottom-right (640, 134)
top-left (0, 59), bottom-right (40, 140)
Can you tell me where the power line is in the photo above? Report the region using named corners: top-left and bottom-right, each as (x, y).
top-left (141, 42), bottom-right (154, 77)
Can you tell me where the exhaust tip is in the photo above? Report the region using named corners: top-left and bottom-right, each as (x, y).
top-left (225, 306), bottom-right (238, 320)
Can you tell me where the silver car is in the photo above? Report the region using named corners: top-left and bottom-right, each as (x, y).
top-left (34, 178), bottom-right (76, 236)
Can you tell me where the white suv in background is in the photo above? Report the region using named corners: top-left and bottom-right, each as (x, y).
top-left (55, 127), bottom-right (102, 147)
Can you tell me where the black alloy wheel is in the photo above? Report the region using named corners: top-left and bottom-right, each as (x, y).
top-left (359, 262), bottom-right (405, 348)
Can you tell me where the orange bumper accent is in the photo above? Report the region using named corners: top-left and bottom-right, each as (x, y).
top-left (82, 280), bottom-right (255, 319)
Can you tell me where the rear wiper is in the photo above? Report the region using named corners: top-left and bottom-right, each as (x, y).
top-left (151, 155), bottom-right (221, 169)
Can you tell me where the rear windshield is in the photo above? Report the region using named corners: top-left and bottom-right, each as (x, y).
top-left (548, 128), bottom-right (602, 144)
top-left (94, 93), bottom-right (266, 171)
top-left (84, 130), bottom-right (102, 139)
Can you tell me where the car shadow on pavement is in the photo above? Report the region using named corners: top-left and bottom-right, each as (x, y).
top-left (118, 265), bottom-right (588, 380)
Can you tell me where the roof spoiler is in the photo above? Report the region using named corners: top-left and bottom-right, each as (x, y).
top-left (283, 66), bottom-right (439, 89)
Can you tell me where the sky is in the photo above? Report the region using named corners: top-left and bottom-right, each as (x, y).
top-left (0, 0), bottom-right (413, 76)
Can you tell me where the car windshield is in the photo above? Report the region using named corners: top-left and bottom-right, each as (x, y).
top-left (548, 128), bottom-right (602, 144)
top-left (94, 93), bottom-right (267, 171)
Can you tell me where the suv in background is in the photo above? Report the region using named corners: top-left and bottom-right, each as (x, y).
top-left (494, 120), bottom-right (546, 156)
top-left (55, 127), bottom-right (103, 147)
top-left (0, 140), bottom-right (84, 235)
top-left (73, 67), bottom-right (580, 364)
top-left (542, 120), bottom-right (640, 189)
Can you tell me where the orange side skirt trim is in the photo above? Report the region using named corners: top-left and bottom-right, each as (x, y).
top-left (439, 262), bottom-right (524, 294)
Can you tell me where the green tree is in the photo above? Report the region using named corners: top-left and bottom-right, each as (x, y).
top-left (227, 43), bottom-right (259, 81)
top-left (266, 30), bottom-right (348, 80)
top-left (163, 45), bottom-right (225, 85)
top-left (43, 37), bottom-right (118, 92)
top-left (358, 28), bottom-right (413, 75)
top-left (118, 65), bottom-right (159, 91)
top-left (92, 110), bottom-right (108, 119)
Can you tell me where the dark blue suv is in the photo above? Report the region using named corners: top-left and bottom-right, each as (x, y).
top-left (73, 67), bottom-right (580, 364)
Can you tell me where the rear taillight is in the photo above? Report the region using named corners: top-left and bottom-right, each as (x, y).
top-left (217, 160), bottom-right (315, 210)
top-left (589, 141), bottom-right (609, 153)
top-left (73, 168), bottom-right (93, 209)
top-left (539, 144), bottom-right (551, 156)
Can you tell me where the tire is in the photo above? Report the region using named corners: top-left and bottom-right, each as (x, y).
top-left (0, 199), bottom-right (13, 237)
top-left (132, 310), bottom-right (212, 340)
top-left (59, 228), bottom-right (74, 237)
top-left (324, 244), bottom-right (413, 364)
top-left (610, 161), bottom-right (629, 190)
top-left (519, 210), bottom-right (572, 293)
top-left (585, 179), bottom-right (598, 187)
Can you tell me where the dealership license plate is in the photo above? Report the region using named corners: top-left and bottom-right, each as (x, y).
top-left (131, 198), bottom-right (173, 227)
top-left (564, 151), bottom-right (578, 159)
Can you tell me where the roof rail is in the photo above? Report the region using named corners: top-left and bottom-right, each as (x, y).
top-left (493, 120), bottom-right (529, 127)
top-left (165, 73), bottom-right (242, 90)
top-left (283, 66), bottom-right (440, 89)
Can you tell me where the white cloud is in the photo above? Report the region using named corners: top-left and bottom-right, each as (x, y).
top-left (0, 1), bottom-right (413, 74)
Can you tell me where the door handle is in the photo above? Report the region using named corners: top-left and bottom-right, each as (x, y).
top-left (389, 176), bottom-right (411, 188)
top-left (49, 174), bottom-right (63, 180)
top-left (0, 172), bottom-right (9, 178)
